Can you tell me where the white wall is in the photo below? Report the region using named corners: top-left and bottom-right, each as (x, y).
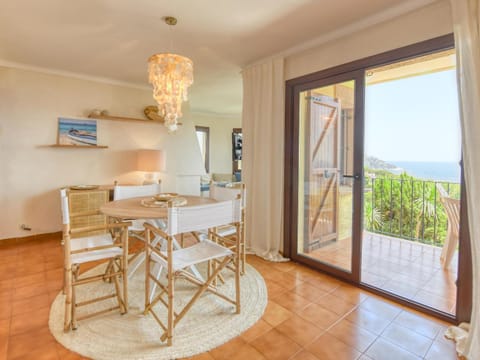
top-left (191, 113), bottom-right (241, 174)
top-left (285, 0), bottom-right (453, 80)
top-left (0, 67), bottom-right (207, 239)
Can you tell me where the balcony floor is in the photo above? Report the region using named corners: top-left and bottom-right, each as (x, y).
top-left (307, 232), bottom-right (458, 315)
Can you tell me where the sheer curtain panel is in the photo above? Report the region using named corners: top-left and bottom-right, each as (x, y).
top-left (449, 1), bottom-right (480, 358)
top-left (242, 57), bottom-right (288, 262)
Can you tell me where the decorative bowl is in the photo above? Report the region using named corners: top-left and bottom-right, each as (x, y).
top-left (153, 192), bottom-right (178, 202)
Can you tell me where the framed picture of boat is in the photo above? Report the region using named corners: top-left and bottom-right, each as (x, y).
top-left (57, 117), bottom-right (97, 146)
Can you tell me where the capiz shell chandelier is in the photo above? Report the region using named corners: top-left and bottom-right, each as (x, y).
top-left (148, 17), bottom-right (193, 132)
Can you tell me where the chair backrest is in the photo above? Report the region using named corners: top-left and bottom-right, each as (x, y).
top-left (113, 183), bottom-right (162, 200)
top-left (167, 198), bottom-right (241, 236)
top-left (60, 188), bottom-right (70, 225)
top-left (210, 182), bottom-right (246, 207)
top-left (436, 184), bottom-right (460, 232)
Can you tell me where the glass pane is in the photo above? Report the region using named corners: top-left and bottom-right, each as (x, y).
top-left (297, 80), bottom-right (355, 272)
top-left (196, 131), bottom-right (207, 165)
top-left (362, 49), bottom-right (460, 315)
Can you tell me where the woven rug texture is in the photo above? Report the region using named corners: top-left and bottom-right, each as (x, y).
top-left (49, 262), bottom-right (267, 360)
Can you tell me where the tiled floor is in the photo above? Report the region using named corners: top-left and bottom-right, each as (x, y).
top-left (0, 235), bottom-right (460, 360)
top-left (308, 232), bottom-right (458, 314)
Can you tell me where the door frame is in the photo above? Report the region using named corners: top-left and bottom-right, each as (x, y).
top-left (283, 33), bottom-right (472, 323)
top-left (286, 70), bottom-right (365, 283)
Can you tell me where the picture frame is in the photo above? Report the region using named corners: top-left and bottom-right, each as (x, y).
top-left (57, 117), bottom-right (97, 146)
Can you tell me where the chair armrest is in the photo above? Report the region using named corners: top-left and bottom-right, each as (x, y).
top-left (70, 221), bottom-right (132, 235)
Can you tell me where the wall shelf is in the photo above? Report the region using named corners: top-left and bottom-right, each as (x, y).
top-left (88, 114), bottom-right (163, 124)
top-left (43, 144), bottom-right (109, 149)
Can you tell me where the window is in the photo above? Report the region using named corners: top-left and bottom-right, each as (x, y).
top-left (195, 126), bottom-right (210, 173)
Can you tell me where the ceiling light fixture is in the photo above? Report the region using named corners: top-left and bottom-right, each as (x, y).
top-left (148, 16), bottom-right (193, 133)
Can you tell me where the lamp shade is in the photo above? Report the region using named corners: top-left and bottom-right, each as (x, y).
top-left (137, 149), bottom-right (165, 172)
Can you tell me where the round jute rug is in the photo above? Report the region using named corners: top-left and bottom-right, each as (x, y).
top-left (49, 262), bottom-right (267, 360)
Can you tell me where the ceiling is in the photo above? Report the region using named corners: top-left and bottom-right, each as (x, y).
top-left (1, 0), bottom-right (423, 115)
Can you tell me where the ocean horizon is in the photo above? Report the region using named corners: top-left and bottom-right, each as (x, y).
top-left (388, 161), bottom-right (461, 183)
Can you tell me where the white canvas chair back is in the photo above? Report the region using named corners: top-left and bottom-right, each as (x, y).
top-left (210, 183), bottom-right (245, 207)
top-left (60, 188), bottom-right (70, 225)
top-left (143, 197), bottom-right (242, 345)
top-left (167, 198), bottom-right (241, 236)
top-left (113, 183), bottom-right (161, 200)
top-left (436, 183), bottom-right (460, 268)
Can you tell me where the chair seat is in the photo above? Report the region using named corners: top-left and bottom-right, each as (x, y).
top-left (71, 247), bottom-right (123, 264)
top-left (151, 240), bottom-right (233, 271)
top-left (216, 225), bottom-right (237, 237)
top-left (129, 219), bottom-right (148, 232)
top-left (70, 233), bottom-right (122, 264)
top-left (71, 233), bottom-right (114, 251)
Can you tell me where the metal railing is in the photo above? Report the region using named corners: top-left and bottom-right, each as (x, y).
top-left (363, 176), bottom-right (460, 247)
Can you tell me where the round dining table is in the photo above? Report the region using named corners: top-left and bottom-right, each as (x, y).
top-left (100, 195), bottom-right (216, 220)
top-left (100, 194), bottom-right (216, 289)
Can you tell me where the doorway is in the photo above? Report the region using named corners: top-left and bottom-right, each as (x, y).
top-left (362, 49), bottom-right (461, 316)
top-left (284, 34), bottom-right (471, 322)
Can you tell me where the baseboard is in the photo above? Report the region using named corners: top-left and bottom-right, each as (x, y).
top-left (0, 231), bottom-right (62, 246)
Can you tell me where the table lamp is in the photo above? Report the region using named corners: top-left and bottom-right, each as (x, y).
top-left (137, 149), bottom-right (165, 185)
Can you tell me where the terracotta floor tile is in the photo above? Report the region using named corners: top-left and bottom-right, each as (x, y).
top-left (345, 308), bottom-right (392, 335)
top-left (263, 270), bottom-right (303, 290)
top-left (209, 337), bottom-right (247, 360)
top-left (225, 343), bottom-right (266, 360)
top-left (292, 283), bottom-right (329, 303)
top-left (365, 338), bottom-right (422, 360)
top-left (262, 301), bottom-right (293, 327)
top-left (289, 350), bottom-right (319, 360)
top-left (328, 319), bottom-right (377, 353)
top-left (55, 343), bottom-right (90, 360)
top-left (265, 280), bottom-right (289, 299)
top-left (13, 273), bottom-right (46, 289)
top-left (7, 328), bottom-right (56, 359)
top-left (0, 279), bottom-right (15, 292)
top-left (12, 292), bottom-right (50, 316)
top-left (240, 319), bottom-right (273, 343)
top-left (425, 339), bottom-right (459, 360)
top-left (306, 333), bottom-right (361, 360)
top-left (330, 285), bottom-right (369, 305)
top-left (45, 268), bottom-right (63, 281)
top-left (9, 340), bottom-right (59, 360)
top-left (271, 292), bottom-right (311, 314)
top-left (305, 276), bottom-right (341, 293)
top-left (0, 238), bottom-right (461, 360)
top-left (299, 303), bottom-right (341, 330)
top-left (269, 261), bottom-right (298, 273)
top-left (13, 282), bottom-right (48, 301)
top-left (314, 293), bottom-right (358, 316)
top-left (10, 306), bottom-right (50, 336)
top-left (381, 322), bottom-right (433, 357)
top-left (393, 310), bottom-right (444, 339)
top-left (434, 328), bottom-right (458, 350)
top-left (250, 329), bottom-right (301, 360)
top-left (359, 297), bottom-right (402, 321)
top-left (0, 297), bottom-right (12, 320)
top-left (0, 319), bottom-right (10, 360)
top-left (275, 315), bottom-right (323, 347)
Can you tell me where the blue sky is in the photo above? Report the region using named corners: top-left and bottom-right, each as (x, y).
top-left (364, 69), bottom-right (461, 162)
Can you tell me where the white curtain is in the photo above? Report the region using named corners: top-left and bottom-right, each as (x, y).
top-left (449, 0), bottom-right (480, 358)
top-left (242, 57), bottom-right (288, 261)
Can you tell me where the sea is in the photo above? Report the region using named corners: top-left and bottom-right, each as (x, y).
top-left (388, 161), bottom-right (461, 183)
top-left (58, 118), bottom-right (97, 135)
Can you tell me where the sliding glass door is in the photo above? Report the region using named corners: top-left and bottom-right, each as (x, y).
top-left (288, 71), bottom-right (365, 282)
top-left (284, 35), bottom-right (471, 322)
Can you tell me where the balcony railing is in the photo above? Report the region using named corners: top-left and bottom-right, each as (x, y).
top-left (363, 176), bottom-right (460, 247)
